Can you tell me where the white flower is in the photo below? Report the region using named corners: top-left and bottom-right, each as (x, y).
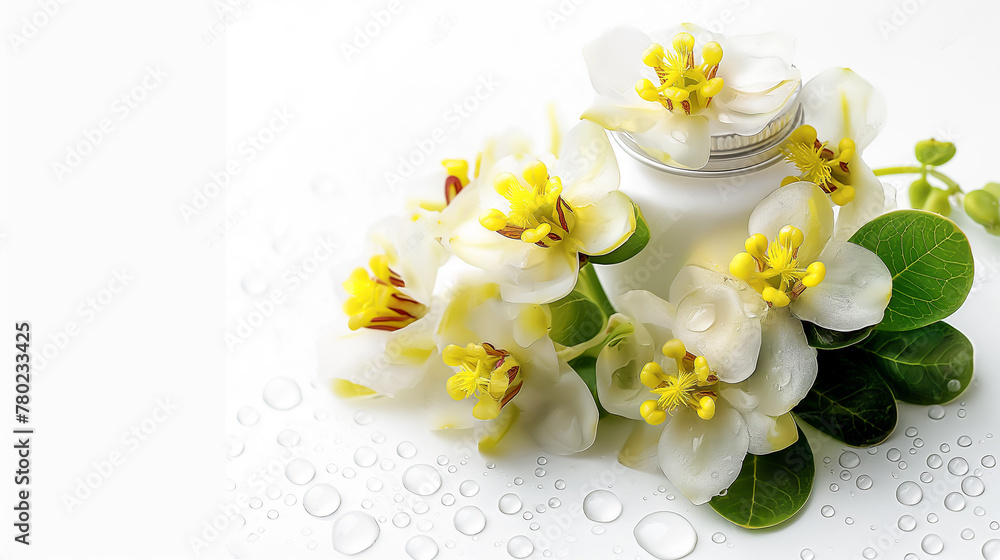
top-left (316, 215), bottom-right (449, 395)
top-left (581, 24), bottom-right (800, 169)
top-left (438, 121), bottom-right (636, 304)
top-left (595, 289), bottom-right (816, 504)
top-left (428, 282), bottom-right (599, 455)
top-left (784, 68), bottom-right (888, 240)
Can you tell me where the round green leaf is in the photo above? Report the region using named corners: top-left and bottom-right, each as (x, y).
top-left (914, 139), bottom-right (956, 166)
top-left (848, 210), bottom-right (974, 332)
top-left (547, 291), bottom-right (606, 347)
top-left (794, 348), bottom-right (897, 447)
top-left (803, 322), bottom-right (873, 350)
top-left (585, 203), bottom-right (650, 265)
top-left (858, 321), bottom-right (973, 405)
top-left (709, 426), bottom-right (814, 529)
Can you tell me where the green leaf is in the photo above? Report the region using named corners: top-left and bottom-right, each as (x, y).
top-left (547, 291), bottom-right (606, 347)
top-left (794, 347), bottom-right (897, 447)
top-left (915, 139), bottom-right (956, 166)
top-left (709, 426), bottom-right (814, 529)
top-left (849, 210), bottom-right (974, 332)
top-left (567, 355), bottom-right (608, 417)
top-left (803, 322), bottom-right (873, 350)
top-left (586, 203), bottom-right (650, 265)
top-left (857, 321), bottom-right (973, 405)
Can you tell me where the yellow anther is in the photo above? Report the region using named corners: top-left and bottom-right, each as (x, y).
top-left (642, 43), bottom-right (665, 67)
top-left (479, 209), bottom-right (508, 231)
top-left (700, 77), bottom-right (724, 98)
top-left (830, 184), bottom-right (856, 205)
top-left (520, 223), bottom-right (551, 244)
top-left (802, 261), bottom-right (826, 288)
top-left (523, 161), bottom-right (549, 188)
top-left (780, 176), bottom-right (799, 187)
top-left (745, 233), bottom-right (769, 259)
top-left (343, 256), bottom-right (427, 332)
top-left (635, 33), bottom-right (723, 115)
top-left (778, 225), bottom-right (804, 249)
top-left (493, 172), bottom-right (521, 198)
top-left (694, 356), bottom-right (712, 383)
top-left (661, 339), bottom-right (687, 359)
top-left (480, 161), bottom-right (575, 248)
top-left (783, 124), bottom-right (859, 206)
top-left (636, 79), bottom-right (660, 102)
top-left (729, 251), bottom-right (757, 281)
top-left (640, 362), bottom-right (665, 388)
top-left (696, 396), bottom-right (716, 420)
top-left (442, 159), bottom-right (470, 186)
top-left (838, 138), bottom-right (856, 161)
top-left (762, 286), bottom-right (791, 307)
top-left (443, 342), bottom-right (523, 421)
top-left (701, 41), bottom-right (723, 66)
top-left (672, 32), bottom-right (695, 54)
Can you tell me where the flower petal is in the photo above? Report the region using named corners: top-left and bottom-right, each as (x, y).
top-left (716, 31), bottom-right (798, 92)
top-left (571, 191), bottom-right (637, 256)
top-left (748, 181), bottom-right (834, 264)
top-left (618, 419), bottom-right (667, 474)
top-left (833, 156), bottom-right (886, 242)
top-left (617, 289), bottom-right (675, 336)
top-left (673, 284), bottom-right (762, 383)
top-left (499, 245), bottom-right (581, 305)
top-left (557, 121), bottom-right (622, 205)
top-left (517, 360), bottom-right (600, 455)
top-left (656, 402), bottom-right (749, 505)
top-left (580, 97), bottom-right (663, 134)
top-left (583, 26), bottom-right (655, 102)
top-left (369, 217), bottom-right (449, 304)
top-left (596, 314), bottom-right (655, 419)
top-left (800, 67), bottom-right (886, 152)
top-left (743, 411), bottom-right (799, 455)
top-left (792, 241), bottom-right (893, 331)
top-left (629, 114), bottom-right (712, 170)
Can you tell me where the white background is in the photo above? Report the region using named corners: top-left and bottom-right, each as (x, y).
top-left (3, 0), bottom-right (1000, 559)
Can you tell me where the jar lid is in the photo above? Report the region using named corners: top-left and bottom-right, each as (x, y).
top-left (613, 86), bottom-right (802, 178)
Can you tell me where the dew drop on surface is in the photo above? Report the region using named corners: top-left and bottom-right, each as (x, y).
top-left (548, 498), bottom-right (561, 508)
top-left (899, 461), bottom-right (908, 470)
top-left (441, 493), bottom-right (455, 506)
top-left (331, 511), bottom-right (379, 555)
top-left (945, 491), bottom-right (966, 511)
top-left (226, 436), bottom-right (244, 458)
top-left (354, 446), bottom-right (377, 468)
top-left (896, 481), bottom-right (923, 505)
top-left (800, 549), bottom-right (815, 560)
top-left (711, 532), bottom-right (726, 544)
top-left (987, 539), bottom-right (1000, 560)
top-left (507, 535), bottom-right (534, 559)
top-left (535, 504), bottom-right (546, 514)
top-left (266, 509), bottom-right (278, 520)
top-left (840, 470), bottom-right (852, 481)
top-left (976, 506), bottom-right (987, 516)
top-left (962, 528), bottom-right (975, 540)
top-left (927, 513), bottom-right (939, 523)
top-left (845, 517), bottom-right (854, 525)
top-left (927, 454), bottom-right (943, 469)
top-left (948, 457), bottom-right (970, 476)
top-left (830, 483), bottom-right (839, 492)
top-left (958, 409), bottom-right (967, 418)
top-left (276, 429), bottom-right (300, 447)
top-left (920, 533), bottom-right (943, 555)
top-left (402, 465), bottom-right (442, 496)
top-left (992, 521), bottom-right (1000, 530)
top-left (454, 506), bottom-right (486, 535)
top-left (583, 490), bottom-right (623, 523)
top-left (237, 406), bottom-right (259, 426)
top-left (342, 467), bottom-right (356, 479)
top-left (397, 441), bottom-right (417, 459)
top-left (633, 512), bottom-right (698, 560)
top-left (266, 485), bottom-right (281, 500)
top-left (436, 455), bottom-right (449, 466)
top-left (962, 475), bottom-right (985, 496)
top-left (447, 465), bottom-right (457, 474)
top-left (361, 499), bottom-right (373, 509)
top-left (393, 512), bottom-right (411, 528)
top-left (380, 458), bottom-right (395, 471)
top-left (534, 467), bottom-right (546, 477)
top-left (353, 410), bottom-right (373, 425)
top-left (905, 427), bottom-right (919, 437)
top-left (856, 475), bottom-right (873, 490)
top-left (821, 505), bottom-right (836, 518)
top-left (285, 459), bottom-right (316, 485)
top-left (591, 525), bottom-right (605, 535)
top-left (413, 501), bottom-right (429, 514)
top-left (283, 491), bottom-right (296, 504)
top-left (417, 519), bottom-right (433, 532)
top-left (555, 479), bottom-right (566, 490)
top-left (514, 477), bottom-right (523, 486)
top-left (958, 435), bottom-right (973, 447)
top-left (984, 455), bottom-right (997, 468)
top-left (898, 514), bottom-right (916, 531)
top-left (947, 378), bottom-right (962, 392)
top-left (914, 438), bottom-right (924, 448)
top-left (928, 405), bottom-right (946, 420)
top-left (940, 443), bottom-right (951, 453)
top-left (887, 448), bottom-right (902, 462)
top-left (839, 451), bottom-right (861, 468)
top-left (459, 480), bottom-right (480, 497)
top-left (249, 497), bottom-right (262, 509)
top-left (499, 493), bottom-right (522, 514)
top-left (403, 535), bottom-right (438, 560)
top-left (262, 376), bottom-right (302, 410)
top-left (920, 471), bottom-right (933, 483)
top-left (685, 304), bottom-right (716, 332)
top-left (523, 511), bottom-right (532, 520)
top-left (862, 547), bottom-right (877, 559)
top-left (868, 446), bottom-right (879, 455)
top-left (365, 477), bottom-right (383, 492)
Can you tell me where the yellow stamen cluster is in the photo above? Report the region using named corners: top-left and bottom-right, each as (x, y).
top-left (729, 225), bottom-right (826, 307)
top-left (443, 342), bottom-right (523, 420)
top-left (640, 339), bottom-right (719, 424)
top-left (635, 32), bottom-right (724, 116)
top-left (782, 125), bottom-right (857, 205)
top-left (342, 255), bottom-right (427, 331)
top-left (479, 161), bottom-right (575, 248)
top-left (442, 155), bottom-right (482, 205)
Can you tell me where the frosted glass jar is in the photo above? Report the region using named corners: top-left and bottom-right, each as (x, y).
top-left (596, 96), bottom-right (802, 307)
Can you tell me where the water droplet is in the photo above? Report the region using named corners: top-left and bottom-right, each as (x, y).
top-left (454, 506), bottom-right (486, 535)
top-left (555, 479), bottom-right (566, 490)
top-left (507, 535), bottom-right (534, 559)
top-left (535, 504), bottom-right (546, 514)
top-left (945, 491), bottom-right (966, 511)
top-left (548, 497), bottom-right (561, 508)
top-left (262, 376), bottom-right (302, 410)
top-left (670, 128), bottom-right (688, 143)
top-left (920, 471), bottom-right (934, 483)
top-left (905, 427), bottom-right (919, 437)
top-left (276, 429), bottom-right (300, 446)
top-left (800, 549), bottom-right (815, 560)
top-left (249, 497), bottom-right (262, 509)
top-left (976, 506), bottom-right (987, 516)
top-left (830, 483), bottom-right (840, 492)
top-left (845, 517), bottom-right (854, 525)
top-left (342, 467), bottom-right (356, 479)
top-left (447, 465), bottom-right (457, 474)
top-left (962, 528), bottom-right (976, 540)
top-left (499, 493), bottom-right (522, 514)
top-left (226, 436), bottom-right (244, 457)
top-left (633, 512), bottom-right (698, 560)
top-left (947, 379), bottom-right (961, 392)
top-left (840, 470), bottom-right (852, 481)
top-left (960, 475), bottom-right (985, 496)
top-left (354, 446), bottom-right (377, 468)
top-left (898, 514), bottom-right (916, 531)
top-left (896, 481), bottom-right (923, 505)
top-left (513, 477), bottom-right (523, 486)
top-left (417, 519), bottom-right (433, 532)
top-left (986, 539), bottom-right (1000, 560)
top-left (534, 467), bottom-right (546, 477)
top-left (380, 458), bottom-right (395, 471)
top-left (958, 409), bottom-right (967, 418)
top-left (266, 509), bottom-right (278, 520)
top-left (332, 511), bottom-right (379, 555)
top-left (920, 533), bottom-right (943, 555)
top-left (436, 455), bottom-right (448, 466)
top-left (887, 448), bottom-right (902, 462)
top-left (522, 511), bottom-right (532, 520)
top-left (868, 446), bottom-right (879, 455)
top-left (285, 459), bottom-right (316, 485)
top-left (441, 493), bottom-right (455, 506)
top-left (839, 451), bottom-right (861, 468)
top-left (914, 438), bottom-right (924, 447)
top-left (459, 480), bottom-right (480, 497)
top-left (397, 441), bottom-right (417, 459)
top-left (583, 490), bottom-right (623, 523)
top-left (856, 475), bottom-right (873, 490)
top-left (361, 499), bottom-right (373, 509)
top-left (991, 521), bottom-right (1000, 530)
top-left (821, 505), bottom-right (836, 518)
top-left (403, 535), bottom-right (438, 560)
top-left (940, 443), bottom-right (951, 453)
top-left (237, 406), bottom-right (259, 426)
top-left (958, 435), bottom-right (973, 447)
top-left (402, 465), bottom-right (442, 496)
top-left (712, 532), bottom-right (726, 544)
top-left (948, 457), bottom-right (970, 476)
top-left (862, 547), bottom-right (877, 559)
top-left (685, 303), bottom-right (716, 332)
top-left (927, 454), bottom-right (943, 469)
top-left (904, 554), bottom-right (918, 560)
top-left (393, 512), bottom-right (411, 528)
top-left (353, 410), bottom-right (373, 425)
top-left (928, 405), bottom-right (946, 420)
top-left (983, 455), bottom-right (997, 468)
top-left (265, 485), bottom-right (281, 500)
top-left (366, 477), bottom-right (383, 492)
top-left (899, 461), bottom-right (908, 470)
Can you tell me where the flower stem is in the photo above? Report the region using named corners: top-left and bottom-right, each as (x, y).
top-left (576, 263), bottom-right (616, 318)
top-left (873, 165), bottom-right (963, 194)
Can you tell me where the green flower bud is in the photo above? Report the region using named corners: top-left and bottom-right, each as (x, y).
top-left (964, 189), bottom-right (1000, 234)
top-left (915, 139), bottom-right (956, 166)
top-left (983, 182), bottom-right (1000, 200)
top-left (922, 187), bottom-right (952, 216)
top-left (909, 177), bottom-right (932, 208)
